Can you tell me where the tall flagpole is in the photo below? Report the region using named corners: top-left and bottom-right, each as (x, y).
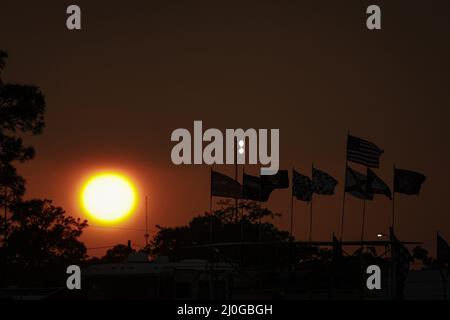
top-left (235, 155), bottom-right (238, 222)
top-left (144, 195), bottom-right (149, 246)
top-left (392, 164), bottom-right (396, 231)
top-left (340, 132), bottom-right (349, 241)
top-left (360, 200), bottom-right (366, 244)
top-left (290, 166), bottom-right (294, 238)
top-left (240, 166), bottom-right (244, 242)
top-left (209, 167), bottom-right (213, 243)
top-left (3, 185), bottom-right (6, 247)
top-left (309, 163), bottom-right (314, 243)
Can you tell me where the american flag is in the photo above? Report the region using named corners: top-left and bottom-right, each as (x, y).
top-left (346, 134), bottom-right (383, 168)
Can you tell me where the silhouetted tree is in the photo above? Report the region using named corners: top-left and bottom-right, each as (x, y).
top-left (0, 50), bottom-right (88, 286)
top-left (146, 200), bottom-right (293, 265)
top-left (0, 50), bottom-right (45, 244)
top-left (8, 199), bottom-right (88, 267)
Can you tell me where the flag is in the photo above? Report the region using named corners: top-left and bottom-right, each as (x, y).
top-left (243, 173), bottom-right (262, 201)
top-left (242, 173), bottom-right (273, 202)
top-left (437, 234), bottom-right (449, 266)
top-left (345, 166), bottom-right (373, 200)
top-left (347, 134), bottom-right (384, 168)
top-left (390, 229), bottom-right (414, 266)
top-left (261, 170), bottom-right (289, 201)
top-left (261, 170), bottom-right (289, 190)
top-left (332, 234), bottom-right (343, 261)
top-left (390, 227), bottom-right (414, 299)
top-left (312, 167), bottom-right (338, 195)
top-left (292, 170), bottom-right (314, 202)
top-left (367, 168), bottom-right (392, 199)
top-left (394, 169), bottom-right (426, 195)
top-left (211, 170), bottom-right (242, 198)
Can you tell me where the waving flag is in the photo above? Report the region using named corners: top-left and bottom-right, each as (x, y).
top-left (367, 168), bottom-right (392, 199)
top-left (347, 134), bottom-right (384, 168)
top-left (261, 170), bottom-right (289, 190)
top-left (312, 167), bottom-right (338, 195)
top-left (292, 170), bottom-right (314, 202)
top-left (390, 228), bottom-right (414, 297)
top-left (243, 173), bottom-right (263, 201)
top-left (394, 169), bottom-right (426, 195)
top-left (211, 170), bottom-right (242, 198)
top-left (345, 166), bottom-right (373, 200)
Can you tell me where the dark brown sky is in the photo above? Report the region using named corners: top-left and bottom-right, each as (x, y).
top-left (1, 0), bottom-right (449, 256)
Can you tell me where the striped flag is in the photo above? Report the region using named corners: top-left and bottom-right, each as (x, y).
top-left (347, 134), bottom-right (384, 168)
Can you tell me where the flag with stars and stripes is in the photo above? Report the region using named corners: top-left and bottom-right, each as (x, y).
top-left (347, 134), bottom-right (384, 168)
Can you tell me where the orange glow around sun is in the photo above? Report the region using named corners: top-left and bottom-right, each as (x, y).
top-left (80, 172), bottom-right (137, 224)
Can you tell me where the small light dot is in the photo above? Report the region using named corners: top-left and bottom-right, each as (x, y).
top-left (238, 140), bottom-right (244, 147)
top-left (238, 148), bottom-right (244, 154)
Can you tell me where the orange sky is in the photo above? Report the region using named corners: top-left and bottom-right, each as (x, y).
top-left (2, 0), bottom-right (450, 256)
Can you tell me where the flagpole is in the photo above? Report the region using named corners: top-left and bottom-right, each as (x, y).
top-left (290, 166), bottom-right (294, 238)
top-left (145, 195), bottom-right (149, 246)
top-left (390, 227), bottom-right (396, 299)
top-left (235, 157), bottom-right (238, 223)
top-left (437, 232), bottom-right (448, 300)
top-left (392, 164), bottom-right (396, 231)
top-left (341, 132), bottom-right (349, 241)
top-left (209, 166), bottom-right (213, 243)
top-left (240, 166), bottom-right (244, 242)
top-left (309, 163), bottom-right (314, 244)
top-left (360, 200), bottom-right (366, 245)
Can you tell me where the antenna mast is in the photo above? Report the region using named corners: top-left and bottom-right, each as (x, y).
top-left (144, 195), bottom-right (149, 246)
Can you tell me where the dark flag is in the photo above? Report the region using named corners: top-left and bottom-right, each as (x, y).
top-left (261, 170), bottom-right (289, 190)
top-left (394, 169), bottom-right (426, 195)
top-left (292, 170), bottom-right (314, 202)
top-left (211, 170), bottom-right (242, 198)
top-left (242, 173), bottom-right (274, 202)
top-left (367, 168), bottom-right (392, 199)
top-left (390, 228), bottom-right (414, 299)
top-left (345, 166), bottom-right (373, 200)
top-left (243, 173), bottom-right (263, 201)
top-left (312, 167), bottom-right (338, 195)
top-left (437, 234), bottom-right (450, 266)
top-left (332, 234), bottom-right (343, 261)
top-left (261, 170), bottom-right (289, 201)
top-left (347, 134), bottom-right (384, 168)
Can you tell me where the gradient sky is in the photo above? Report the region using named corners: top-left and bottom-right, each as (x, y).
top-left (1, 0), bottom-right (449, 256)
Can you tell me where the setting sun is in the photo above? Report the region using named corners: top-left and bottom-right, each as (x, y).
top-left (81, 173), bottom-right (137, 223)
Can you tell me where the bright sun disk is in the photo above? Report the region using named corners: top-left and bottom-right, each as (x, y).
top-left (81, 173), bottom-right (137, 223)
